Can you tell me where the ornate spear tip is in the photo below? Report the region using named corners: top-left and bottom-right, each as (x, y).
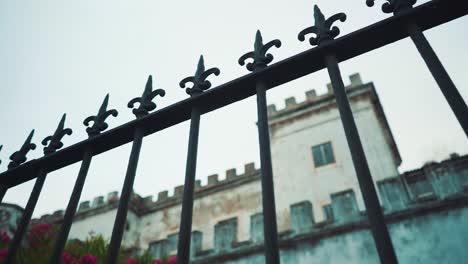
top-left (98, 93), bottom-right (110, 114)
top-left (58, 113), bottom-right (67, 128)
top-left (255, 30), bottom-right (262, 41)
top-left (254, 30), bottom-right (263, 51)
top-left (141, 75), bottom-right (153, 97)
top-left (195, 55), bottom-right (205, 77)
top-left (314, 5), bottom-right (325, 24)
top-left (26, 129), bottom-right (35, 142)
top-left (146, 75), bottom-right (153, 88)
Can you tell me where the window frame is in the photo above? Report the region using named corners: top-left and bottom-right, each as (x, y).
top-left (311, 141), bottom-right (336, 168)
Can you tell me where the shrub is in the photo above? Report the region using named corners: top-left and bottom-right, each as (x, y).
top-left (0, 224), bottom-right (176, 264)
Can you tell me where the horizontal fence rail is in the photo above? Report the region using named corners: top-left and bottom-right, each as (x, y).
top-left (0, 0), bottom-right (466, 189)
top-left (1, 0), bottom-right (467, 263)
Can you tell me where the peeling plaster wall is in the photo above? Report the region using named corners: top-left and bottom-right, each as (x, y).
top-left (213, 205), bottom-right (468, 264)
top-left (69, 209), bottom-right (116, 241)
top-left (138, 179), bottom-right (262, 251)
top-left (270, 97), bottom-right (399, 228)
top-left (68, 209), bottom-right (140, 248)
top-left (0, 204), bottom-right (23, 237)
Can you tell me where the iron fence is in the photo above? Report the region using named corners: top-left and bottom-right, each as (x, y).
top-left (0, 0), bottom-right (467, 263)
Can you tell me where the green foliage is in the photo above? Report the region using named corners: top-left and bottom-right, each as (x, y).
top-left (65, 235), bottom-right (108, 263)
top-left (0, 224), bottom-right (175, 264)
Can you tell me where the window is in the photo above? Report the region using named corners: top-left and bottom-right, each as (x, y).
top-left (323, 204), bottom-right (334, 221)
top-left (312, 142), bottom-right (335, 167)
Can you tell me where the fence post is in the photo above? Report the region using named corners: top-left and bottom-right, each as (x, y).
top-left (406, 23), bottom-right (468, 136)
top-left (106, 76), bottom-right (165, 264)
top-left (298, 6), bottom-right (398, 263)
top-left (50, 95), bottom-right (118, 264)
top-left (177, 56), bottom-right (220, 264)
top-left (365, 0), bottom-right (468, 136)
top-left (5, 114), bottom-right (72, 264)
top-left (239, 30), bottom-right (282, 264)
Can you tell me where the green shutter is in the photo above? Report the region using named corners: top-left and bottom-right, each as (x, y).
top-left (312, 145), bottom-right (324, 167)
top-left (323, 142), bottom-right (335, 164)
top-left (312, 142), bottom-right (335, 167)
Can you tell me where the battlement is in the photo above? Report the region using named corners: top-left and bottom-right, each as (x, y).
top-left (142, 162), bottom-right (260, 212)
top-left (147, 153), bottom-right (468, 260)
top-left (266, 73), bottom-right (365, 118)
top-left (31, 153), bottom-right (468, 259)
top-left (31, 162), bottom-right (261, 224)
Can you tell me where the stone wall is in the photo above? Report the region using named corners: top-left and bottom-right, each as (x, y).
top-left (181, 155), bottom-right (468, 263)
top-left (25, 153), bottom-right (468, 262)
top-left (140, 164), bottom-right (262, 253)
top-left (0, 203), bottom-right (23, 238)
top-left (269, 75), bottom-right (400, 227)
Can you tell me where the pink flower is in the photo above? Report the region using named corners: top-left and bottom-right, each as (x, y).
top-left (123, 257), bottom-right (137, 264)
top-left (30, 223), bottom-right (53, 234)
top-left (0, 248), bottom-right (8, 260)
top-left (62, 252), bottom-right (75, 264)
top-left (28, 223), bottom-right (54, 247)
top-left (0, 231), bottom-right (10, 243)
top-left (167, 256), bottom-right (177, 264)
top-left (78, 254), bottom-right (97, 264)
top-left (152, 260), bottom-right (163, 264)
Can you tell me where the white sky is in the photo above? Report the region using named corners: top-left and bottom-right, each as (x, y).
top-left (0, 0), bottom-right (467, 218)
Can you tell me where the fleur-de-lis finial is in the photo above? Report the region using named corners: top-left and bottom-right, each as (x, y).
top-left (8, 130), bottom-right (36, 169)
top-left (83, 94), bottom-right (118, 136)
top-left (238, 30), bottom-right (282, 72)
top-left (366, 0), bottom-right (416, 14)
top-left (180, 55), bottom-right (220, 96)
top-left (128, 75), bottom-right (166, 118)
top-left (42, 114), bottom-right (73, 155)
top-left (298, 5), bottom-right (347, 46)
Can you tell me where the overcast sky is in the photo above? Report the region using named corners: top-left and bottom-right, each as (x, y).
top-left (0, 0), bottom-right (467, 218)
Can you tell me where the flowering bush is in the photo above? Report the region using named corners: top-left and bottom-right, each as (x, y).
top-left (0, 224), bottom-right (176, 264)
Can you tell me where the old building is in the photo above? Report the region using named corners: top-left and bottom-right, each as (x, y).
top-left (3, 73), bottom-right (468, 263)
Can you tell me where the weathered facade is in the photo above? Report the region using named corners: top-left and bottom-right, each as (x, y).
top-left (3, 74), bottom-right (467, 263)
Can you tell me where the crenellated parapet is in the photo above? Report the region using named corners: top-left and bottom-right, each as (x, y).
top-left (266, 73), bottom-right (365, 118)
top-left (147, 153), bottom-right (468, 261)
top-left (32, 162), bottom-right (261, 223)
top-left (29, 153), bottom-right (468, 260)
top-left (144, 162), bottom-right (261, 212)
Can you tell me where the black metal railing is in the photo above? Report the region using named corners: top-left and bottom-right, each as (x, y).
top-left (0, 1), bottom-right (466, 263)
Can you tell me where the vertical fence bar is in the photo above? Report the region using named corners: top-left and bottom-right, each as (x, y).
top-left (0, 146), bottom-right (8, 204)
top-left (298, 6), bottom-right (397, 263)
top-left (177, 56), bottom-right (219, 263)
top-left (406, 23), bottom-right (468, 136)
top-left (3, 130), bottom-right (37, 205)
top-left (325, 54), bottom-right (398, 263)
top-left (107, 127), bottom-right (144, 264)
top-left (107, 76), bottom-right (165, 264)
top-left (238, 31), bottom-right (282, 264)
top-left (365, 1), bottom-right (468, 136)
top-left (49, 148), bottom-right (93, 263)
top-left (0, 186), bottom-right (7, 204)
top-left (4, 169), bottom-right (47, 264)
top-left (177, 107), bottom-right (201, 264)
top-left (4, 114), bottom-right (72, 264)
top-left (256, 79), bottom-right (280, 264)
top-left (49, 94), bottom-right (117, 264)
